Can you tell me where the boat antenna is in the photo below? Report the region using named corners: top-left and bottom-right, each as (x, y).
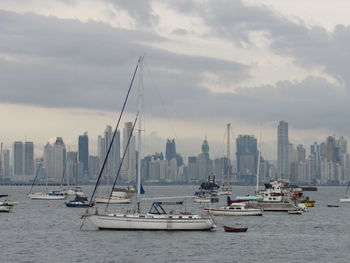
top-left (105, 113), bottom-right (139, 211)
top-left (80, 57), bottom-right (142, 230)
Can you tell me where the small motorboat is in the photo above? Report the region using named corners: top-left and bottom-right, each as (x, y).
top-left (327, 204), bottom-right (339, 207)
top-left (65, 195), bottom-right (94, 208)
top-left (223, 226), bottom-right (248, 232)
top-left (0, 205), bottom-right (11, 212)
top-left (288, 210), bottom-right (303, 214)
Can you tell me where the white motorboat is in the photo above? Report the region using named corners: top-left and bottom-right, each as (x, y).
top-left (0, 205), bottom-right (11, 212)
top-left (204, 203), bottom-right (263, 216)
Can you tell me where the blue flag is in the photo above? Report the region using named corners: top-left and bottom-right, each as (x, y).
top-left (140, 185), bottom-right (145, 194)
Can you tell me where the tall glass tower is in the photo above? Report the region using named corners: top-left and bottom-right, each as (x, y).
top-left (277, 121), bottom-right (289, 179)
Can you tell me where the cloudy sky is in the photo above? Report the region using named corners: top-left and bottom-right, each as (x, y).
top-left (1, 0), bottom-right (350, 160)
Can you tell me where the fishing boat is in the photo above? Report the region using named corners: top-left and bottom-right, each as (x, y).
top-left (65, 195), bottom-right (94, 208)
top-left (204, 202), bottom-right (263, 216)
top-left (223, 226), bottom-right (248, 232)
top-left (82, 57), bottom-right (215, 231)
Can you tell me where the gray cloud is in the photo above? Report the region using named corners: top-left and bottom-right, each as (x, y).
top-left (0, 10), bottom-right (247, 112)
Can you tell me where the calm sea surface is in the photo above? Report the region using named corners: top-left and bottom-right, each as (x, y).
top-left (1, 185), bottom-right (350, 263)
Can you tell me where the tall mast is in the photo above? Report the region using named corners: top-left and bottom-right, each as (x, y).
top-left (137, 56), bottom-right (144, 203)
top-left (256, 131), bottom-right (261, 193)
top-left (226, 123), bottom-right (230, 185)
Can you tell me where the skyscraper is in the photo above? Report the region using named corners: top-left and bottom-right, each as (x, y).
top-left (1, 149), bottom-right (10, 180)
top-left (277, 121), bottom-right (289, 178)
top-left (197, 138), bottom-right (212, 181)
top-left (13, 141), bottom-right (24, 176)
top-left (24, 142), bottom-right (34, 176)
top-left (122, 122), bottom-right (136, 182)
top-left (165, 139), bottom-right (176, 161)
top-left (52, 137), bottom-right (66, 181)
top-left (78, 132), bottom-right (89, 177)
top-left (236, 135), bottom-right (258, 177)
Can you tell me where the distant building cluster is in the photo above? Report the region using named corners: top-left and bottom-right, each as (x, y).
top-left (1, 121), bottom-right (350, 185)
top-left (278, 120), bottom-right (350, 185)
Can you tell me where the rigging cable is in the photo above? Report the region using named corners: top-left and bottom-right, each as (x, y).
top-left (80, 57), bottom-right (142, 230)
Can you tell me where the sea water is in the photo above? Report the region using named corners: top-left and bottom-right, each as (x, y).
top-left (1, 185), bottom-right (349, 263)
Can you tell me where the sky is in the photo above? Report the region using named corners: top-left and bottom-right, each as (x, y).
top-left (1, 0), bottom-right (350, 160)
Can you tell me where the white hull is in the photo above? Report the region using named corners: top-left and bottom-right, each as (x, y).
top-left (87, 213), bottom-right (215, 231)
top-left (95, 197), bottom-right (131, 204)
top-left (0, 206), bottom-right (11, 212)
top-left (28, 193), bottom-right (66, 200)
top-left (204, 208), bottom-right (262, 216)
top-left (340, 198), bottom-right (350, 203)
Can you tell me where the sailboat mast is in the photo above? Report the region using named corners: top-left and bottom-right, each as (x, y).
top-left (137, 57), bottom-right (144, 204)
top-left (226, 123), bottom-right (230, 185)
top-left (256, 132), bottom-right (262, 193)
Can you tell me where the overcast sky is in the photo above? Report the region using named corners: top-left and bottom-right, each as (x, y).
top-left (1, 0), bottom-right (350, 160)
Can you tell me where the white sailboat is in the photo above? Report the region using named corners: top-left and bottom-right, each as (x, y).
top-left (28, 162), bottom-right (66, 200)
top-left (83, 57), bottom-right (215, 231)
top-left (218, 123), bottom-right (232, 196)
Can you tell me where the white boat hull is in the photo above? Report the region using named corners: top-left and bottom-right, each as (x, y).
top-left (95, 197), bottom-right (131, 204)
top-left (204, 208), bottom-right (263, 216)
top-left (0, 205), bottom-right (11, 212)
top-left (340, 198), bottom-right (350, 203)
top-left (28, 193), bottom-right (66, 200)
top-left (87, 213), bottom-right (215, 231)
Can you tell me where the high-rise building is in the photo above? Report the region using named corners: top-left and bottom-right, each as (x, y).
top-left (66, 151), bottom-right (77, 185)
top-left (43, 142), bottom-right (54, 181)
top-left (24, 142), bottom-right (34, 176)
top-left (97, 126), bottom-right (121, 182)
top-left (197, 138), bottom-right (212, 181)
top-left (13, 141), bottom-right (24, 176)
top-left (326, 136), bottom-right (336, 162)
top-left (187, 156), bottom-right (198, 182)
top-left (122, 122), bottom-right (136, 183)
top-left (88, 156), bottom-right (100, 179)
top-left (236, 135), bottom-right (258, 180)
top-left (165, 139), bottom-right (176, 161)
top-left (297, 144), bottom-right (306, 162)
top-left (78, 132), bottom-right (89, 177)
top-left (277, 121), bottom-right (289, 178)
top-left (2, 149), bottom-right (10, 179)
top-left (52, 137), bottom-right (66, 181)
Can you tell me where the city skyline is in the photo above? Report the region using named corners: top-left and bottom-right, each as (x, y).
top-left (3, 120), bottom-right (350, 185)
